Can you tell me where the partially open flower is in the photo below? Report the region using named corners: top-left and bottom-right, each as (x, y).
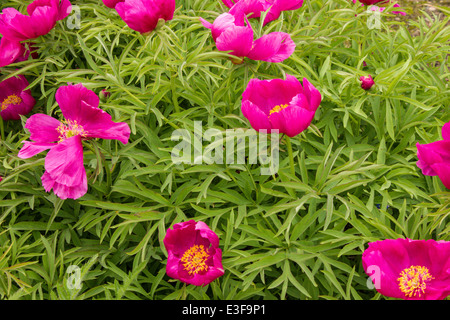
top-left (360, 74), bottom-right (374, 90)
top-left (241, 75), bottom-right (321, 137)
top-left (225, 0), bottom-right (303, 25)
top-left (0, 75), bottom-right (35, 121)
top-left (163, 220), bottom-right (224, 286)
top-left (362, 238), bottom-right (450, 300)
top-left (200, 12), bottom-right (295, 64)
top-left (0, 37), bottom-right (27, 68)
top-left (115, 0), bottom-right (175, 34)
top-left (0, 0), bottom-right (72, 42)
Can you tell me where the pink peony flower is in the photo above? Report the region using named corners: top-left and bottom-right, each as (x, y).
top-left (163, 220), bottom-right (224, 286)
top-left (360, 74), bottom-right (375, 90)
top-left (0, 37), bottom-right (28, 68)
top-left (0, 75), bottom-right (35, 121)
top-left (362, 238), bottom-right (450, 300)
top-left (224, 0), bottom-right (303, 25)
top-left (18, 84), bottom-right (131, 200)
top-left (0, 0), bottom-right (72, 42)
top-left (200, 12), bottom-right (295, 64)
top-left (102, 0), bottom-right (125, 8)
top-left (416, 121), bottom-right (450, 189)
top-left (241, 75), bottom-right (321, 137)
top-left (115, 0), bottom-right (176, 34)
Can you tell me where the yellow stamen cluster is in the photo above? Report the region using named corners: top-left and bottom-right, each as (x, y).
top-left (181, 244), bottom-right (210, 275)
top-left (398, 265), bottom-right (434, 298)
top-left (1, 94), bottom-right (23, 111)
top-left (268, 104), bottom-right (288, 116)
top-left (56, 119), bottom-right (87, 142)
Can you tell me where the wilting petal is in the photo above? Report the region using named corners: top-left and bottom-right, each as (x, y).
top-left (43, 135), bottom-right (87, 199)
top-left (247, 32), bottom-right (295, 63)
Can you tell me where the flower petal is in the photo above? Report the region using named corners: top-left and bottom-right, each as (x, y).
top-left (431, 162), bottom-right (450, 189)
top-left (0, 37), bottom-right (25, 68)
top-left (242, 76), bottom-right (302, 114)
top-left (102, 0), bottom-right (125, 8)
top-left (24, 113), bottom-right (62, 143)
top-left (241, 99), bottom-right (272, 132)
top-left (18, 141), bottom-right (55, 159)
top-left (55, 83), bottom-right (100, 123)
top-left (302, 78), bottom-right (322, 111)
top-left (43, 135), bottom-right (87, 199)
top-left (215, 24), bottom-right (254, 58)
top-left (0, 8), bottom-right (32, 41)
top-left (442, 122), bottom-right (450, 141)
top-left (247, 32), bottom-right (295, 63)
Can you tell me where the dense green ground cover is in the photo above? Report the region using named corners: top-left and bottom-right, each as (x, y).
top-left (0, 0), bottom-right (449, 300)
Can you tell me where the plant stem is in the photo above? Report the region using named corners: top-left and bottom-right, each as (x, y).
top-left (0, 116), bottom-right (4, 141)
top-left (285, 135), bottom-right (295, 176)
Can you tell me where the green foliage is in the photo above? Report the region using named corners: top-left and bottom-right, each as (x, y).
top-left (0, 0), bottom-right (449, 300)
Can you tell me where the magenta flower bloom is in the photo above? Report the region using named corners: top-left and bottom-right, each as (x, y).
top-left (200, 12), bottom-right (295, 64)
top-left (0, 75), bottom-right (35, 121)
top-left (163, 220), bottom-right (224, 286)
top-left (224, 0), bottom-right (303, 25)
top-left (18, 84), bottom-right (130, 200)
top-left (241, 75), bottom-right (321, 137)
top-left (362, 238), bottom-right (450, 300)
top-left (360, 75), bottom-right (375, 90)
top-left (115, 0), bottom-right (176, 34)
top-left (102, 0), bottom-right (125, 8)
top-left (0, 37), bottom-right (28, 68)
top-left (416, 121), bottom-right (450, 189)
top-left (0, 0), bottom-right (72, 42)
